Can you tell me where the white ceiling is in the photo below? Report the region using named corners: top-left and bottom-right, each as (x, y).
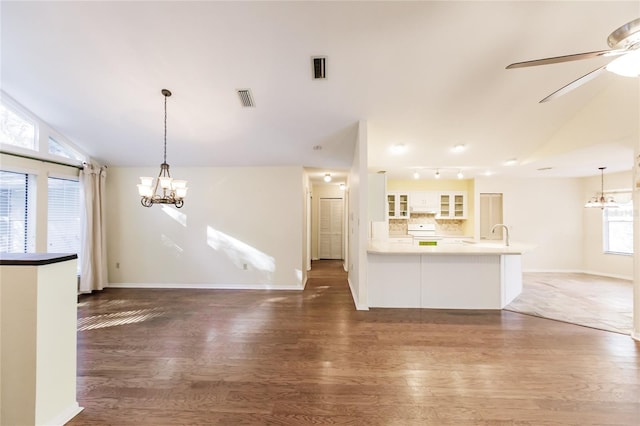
top-left (2, 1), bottom-right (639, 181)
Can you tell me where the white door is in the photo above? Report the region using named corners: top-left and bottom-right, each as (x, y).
top-left (319, 198), bottom-right (344, 259)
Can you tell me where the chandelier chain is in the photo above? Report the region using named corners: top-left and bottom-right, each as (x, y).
top-left (163, 93), bottom-right (168, 164)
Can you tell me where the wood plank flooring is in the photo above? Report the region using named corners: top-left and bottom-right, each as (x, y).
top-left (68, 260), bottom-right (640, 425)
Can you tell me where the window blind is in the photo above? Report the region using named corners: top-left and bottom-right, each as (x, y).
top-left (0, 170), bottom-right (31, 253)
top-left (603, 192), bottom-right (633, 255)
top-left (47, 177), bottom-right (80, 257)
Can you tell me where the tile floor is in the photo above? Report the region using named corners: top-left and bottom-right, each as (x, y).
top-left (505, 272), bottom-right (633, 335)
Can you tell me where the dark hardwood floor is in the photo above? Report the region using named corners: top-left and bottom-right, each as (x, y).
top-left (69, 260), bottom-right (640, 425)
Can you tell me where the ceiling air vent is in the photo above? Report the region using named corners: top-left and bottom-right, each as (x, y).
top-left (312, 56), bottom-right (326, 79)
top-left (237, 89), bottom-right (255, 107)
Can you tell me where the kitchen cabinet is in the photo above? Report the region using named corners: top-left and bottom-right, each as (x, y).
top-left (437, 191), bottom-right (466, 219)
top-left (387, 192), bottom-right (409, 219)
top-left (409, 191), bottom-right (438, 213)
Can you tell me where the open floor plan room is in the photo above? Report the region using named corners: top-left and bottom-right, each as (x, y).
top-left (68, 261), bottom-right (640, 425)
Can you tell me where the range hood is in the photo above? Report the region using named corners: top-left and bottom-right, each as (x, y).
top-left (410, 206), bottom-right (436, 214)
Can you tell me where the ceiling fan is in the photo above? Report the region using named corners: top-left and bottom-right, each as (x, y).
top-left (506, 18), bottom-right (640, 103)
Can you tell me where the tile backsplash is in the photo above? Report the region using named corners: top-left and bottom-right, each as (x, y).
top-left (389, 214), bottom-right (465, 236)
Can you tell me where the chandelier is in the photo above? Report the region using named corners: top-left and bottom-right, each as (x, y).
top-left (584, 167), bottom-right (618, 209)
top-left (137, 89), bottom-right (188, 208)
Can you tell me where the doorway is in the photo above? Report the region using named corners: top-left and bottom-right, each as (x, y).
top-left (318, 198), bottom-right (344, 260)
top-left (480, 193), bottom-right (503, 240)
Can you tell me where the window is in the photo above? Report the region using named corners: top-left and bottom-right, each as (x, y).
top-left (48, 136), bottom-right (84, 161)
top-left (47, 177), bottom-right (81, 257)
top-left (603, 193), bottom-right (632, 255)
top-left (0, 103), bottom-right (36, 150)
top-left (0, 170), bottom-right (35, 253)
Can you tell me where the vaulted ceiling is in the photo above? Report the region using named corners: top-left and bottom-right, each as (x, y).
top-left (2, 1), bottom-right (638, 181)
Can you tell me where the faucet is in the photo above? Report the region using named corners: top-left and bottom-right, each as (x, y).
top-left (491, 224), bottom-right (510, 246)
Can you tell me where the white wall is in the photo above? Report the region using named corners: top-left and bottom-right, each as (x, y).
top-left (582, 170), bottom-right (633, 280)
top-left (474, 177), bottom-right (583, 272)
top-left (347, 120), bottom-right (369, 310)
top-left (106, 166), bottom-right (305, 289)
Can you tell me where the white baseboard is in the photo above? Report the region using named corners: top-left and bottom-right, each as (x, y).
top-left (632, 330), bottom-right (640, 342)
top-left (107, 282), bottom-right (305, 290)
top-left (44, 402), bottom-right (83, 426)
top-left (524, 269), bottom-right (632, 281)
top-left (347, 278), bottom-right (369, 311)
top-left (581, 270), bottom-right (633, 281)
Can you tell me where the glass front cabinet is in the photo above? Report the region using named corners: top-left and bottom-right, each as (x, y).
top-left (387, 192), bottom-right (410, 219)
top-left (437, 191), bottom-right (466, 219)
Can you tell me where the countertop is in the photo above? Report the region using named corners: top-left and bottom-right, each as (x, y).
top-left (0, 253), bottom-right (78, 266)
top-left (368, 240), bottom-right (534, 255)
top-left (388, 234), bottom-right (473, 239)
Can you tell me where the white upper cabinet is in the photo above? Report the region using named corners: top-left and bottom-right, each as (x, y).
top-left (437, 191), bottom-right (466, 219)
top-left (387, 192), bottom-right (410, 219)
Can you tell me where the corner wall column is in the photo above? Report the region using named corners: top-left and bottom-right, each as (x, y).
top-left (633, 80), bottom-right (640, 341)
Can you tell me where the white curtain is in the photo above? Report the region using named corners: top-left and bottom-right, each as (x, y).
top-left (79, 162), bottom-right (108, 293)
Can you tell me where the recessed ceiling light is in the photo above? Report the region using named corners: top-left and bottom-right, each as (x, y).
top-left (413, 172), bottom-right (420, 179)
top-left (452, 144), bottom-right (466, 153)
top-left (324, 173), bottom-right (332, 182)
top-left (484, 170), bottom-right (493, 176)
top-left (503, 158), bottom-right (518, 166)
top-left (457, 170), bottom-right (464, 179)
top-left (390, 143), bottom-right (407, 155)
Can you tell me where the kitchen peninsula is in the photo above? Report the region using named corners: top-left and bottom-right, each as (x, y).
top-left (367, 240), bottom-right (529, 309)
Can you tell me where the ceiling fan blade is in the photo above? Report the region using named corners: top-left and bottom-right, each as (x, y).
top-left (539, 65), bottom-right (607, 103)
top-left (506, 48), bottom-right (627, 69)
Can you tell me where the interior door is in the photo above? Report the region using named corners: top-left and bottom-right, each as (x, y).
top-left (319, 198), bottom-right (344, 259)
top-left (480, 193), bottom-right (503, 240)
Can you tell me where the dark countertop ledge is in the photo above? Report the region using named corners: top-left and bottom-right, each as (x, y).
top-left (0, 253), bottom-right (78, 266)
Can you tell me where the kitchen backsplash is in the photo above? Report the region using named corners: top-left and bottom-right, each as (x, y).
top-left (389, 214), bottom-right (466, 236)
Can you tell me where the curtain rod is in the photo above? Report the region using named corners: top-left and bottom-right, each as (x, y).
top-left (0, 150), bottom-right (84, 170)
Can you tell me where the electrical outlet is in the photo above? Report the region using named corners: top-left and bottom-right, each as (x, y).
top-left (243, 263), bottom-right (248, 270)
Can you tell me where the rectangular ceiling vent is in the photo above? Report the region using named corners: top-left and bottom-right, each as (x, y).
top-left (237, 89), bottom-right (255, 107)
top-left (312, 56), bottom-right (326, 79)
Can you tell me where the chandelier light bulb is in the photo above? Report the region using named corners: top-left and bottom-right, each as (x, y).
top-left (324, 173), bottom-right (332, 182)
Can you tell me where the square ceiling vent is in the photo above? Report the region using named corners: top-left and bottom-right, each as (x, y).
top-left (237, 89), bottom-right (255, 107)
